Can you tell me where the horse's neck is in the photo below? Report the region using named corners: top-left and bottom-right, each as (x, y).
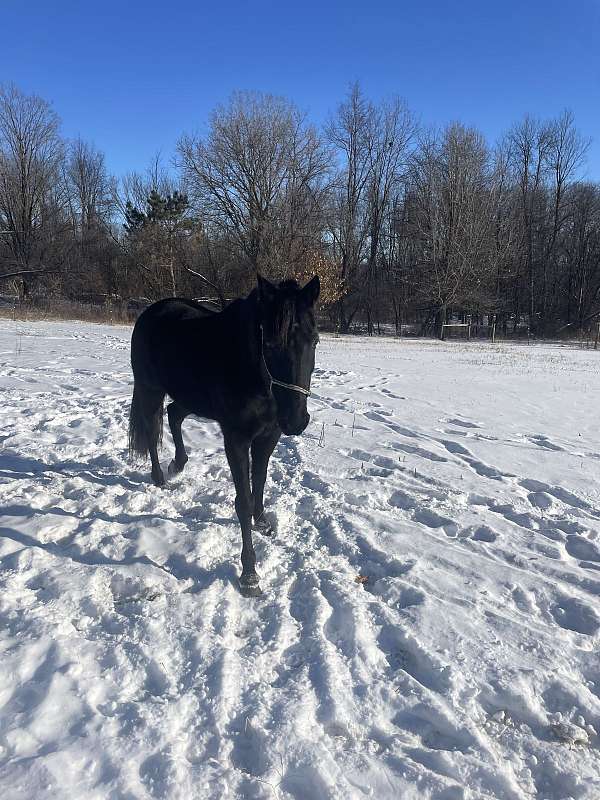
top-left (233, 292), bottom-right (262, 363)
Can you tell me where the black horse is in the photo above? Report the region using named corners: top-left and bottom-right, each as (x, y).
top-left (128, 274), bottom-right (320, 595)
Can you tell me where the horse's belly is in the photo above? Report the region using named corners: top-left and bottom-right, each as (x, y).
top-left (166, 382), bottom-right (218, 421)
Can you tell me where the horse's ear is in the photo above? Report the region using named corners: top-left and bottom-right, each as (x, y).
top-left (257, 274), bottom-right (277, 306)
top-left (300, 275), bottom-right (320, 308)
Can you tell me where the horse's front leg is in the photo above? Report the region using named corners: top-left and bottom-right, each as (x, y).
top-left (223, 430), bottom-right (261, 596)
top-left (251, 425), bottom-right (281, 535)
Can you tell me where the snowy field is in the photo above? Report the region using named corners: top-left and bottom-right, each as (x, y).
top-left (1, 318), bottom-right (600, 800)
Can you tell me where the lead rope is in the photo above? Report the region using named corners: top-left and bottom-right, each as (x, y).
top-left (260, 325), bottom-right (311, 397)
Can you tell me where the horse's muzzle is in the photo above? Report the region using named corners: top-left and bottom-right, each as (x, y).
top-left (281, 412), bottom-right (310, 436)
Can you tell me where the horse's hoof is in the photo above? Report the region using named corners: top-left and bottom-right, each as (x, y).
top-left (254, 513), bottom-right (275, 537)
top-left (152, 471), bottom-right (166, 487)
top-left (254, 518), bottom-right (274, 537)
top-left (167, 459), bottom-right (185, 477)
top-left (239, 573), bottom-right (262, 597)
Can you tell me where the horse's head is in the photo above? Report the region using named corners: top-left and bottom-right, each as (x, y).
top-left (257, 274), bottom-right (320, 436)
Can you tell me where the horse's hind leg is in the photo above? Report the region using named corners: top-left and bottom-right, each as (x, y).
top-left (141, 387), bottom-right (166, 487)
top-left (167, 401), bottom-right (189, 476)
top-left (129, 381), bottom-right (165, 486)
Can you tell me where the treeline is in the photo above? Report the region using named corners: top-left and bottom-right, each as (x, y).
top-left (1, 82), bottom-right (598, 336)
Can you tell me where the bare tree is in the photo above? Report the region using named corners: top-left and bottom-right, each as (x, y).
top-left (406, 123), bottom-right (495, 334)
top-left (364, 97), bottom-right (415, 333)
top-left (557, 182), bottom-right (600, 330)
top-left (65, 138), bottom-right (113, 232)
top-left (325, 84), bottom-right (374, 331)
top-left (178, 91), bottom-right (329, 282)
top-left (539, 111), bottom-right (590, 331)
top-left (0, 84), bottom-right (64, 293)
top-left (506, 116), bottom-right (553, 332)
top-left (62, 138), bottom-right (117, 295)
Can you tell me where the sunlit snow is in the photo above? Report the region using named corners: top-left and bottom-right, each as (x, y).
top-left (1, 319), bottom-right (600, 799)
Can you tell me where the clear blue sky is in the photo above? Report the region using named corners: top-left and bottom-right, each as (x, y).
top-left (2, 0), bottom-right (599, 178)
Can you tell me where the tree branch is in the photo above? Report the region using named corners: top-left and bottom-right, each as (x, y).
top-left (0, 266), bottom-right (59, 281)
top-left (185, 266), bottom-right (220, 295)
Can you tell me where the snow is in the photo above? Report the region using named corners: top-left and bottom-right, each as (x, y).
top-left (1, 317), bottom-right (600, 800)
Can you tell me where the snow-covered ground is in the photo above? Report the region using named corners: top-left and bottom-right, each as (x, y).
top-left (1, 318), bottom-right (600, 800)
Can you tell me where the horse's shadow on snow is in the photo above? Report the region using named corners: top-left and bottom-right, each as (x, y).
top-left (0, 448), bottom-right (245, 591)
top-left (0, 524), bottom-right (239, 593)
top-left (0, 449), bottom-right (145, 490)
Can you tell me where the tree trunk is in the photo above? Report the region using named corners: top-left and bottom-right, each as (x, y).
top-left (436, 304), bottom-right (447, 339)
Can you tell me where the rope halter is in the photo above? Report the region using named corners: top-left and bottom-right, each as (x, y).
top-left (260, 325), bottom-right (311, 397)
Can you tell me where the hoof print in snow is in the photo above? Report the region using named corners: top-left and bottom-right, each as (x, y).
top-left (486, 709), bottom-right (509, 727)
top-left (550, 722), bottom-right (590, 746)
top-left (550, 597), bottom-right (600, 636)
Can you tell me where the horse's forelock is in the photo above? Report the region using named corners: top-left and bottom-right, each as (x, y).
top-left (271, 297), bottom-right (295, 346)
top-left (265, 280), bottom-right (313, 346)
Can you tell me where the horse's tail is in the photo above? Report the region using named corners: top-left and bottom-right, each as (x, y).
top-left (128, 382), bottom-right (164, 459)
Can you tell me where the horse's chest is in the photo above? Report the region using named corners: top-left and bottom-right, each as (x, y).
top-left (173, 382), bottom-right (275, 436)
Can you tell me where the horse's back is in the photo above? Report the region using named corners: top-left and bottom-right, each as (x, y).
top-left (133, 296), bottom-right (219, 362)
top-left (130, 296), bottom-right (246, 417)
top-left (136, 297), bottom-right (216, 327)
